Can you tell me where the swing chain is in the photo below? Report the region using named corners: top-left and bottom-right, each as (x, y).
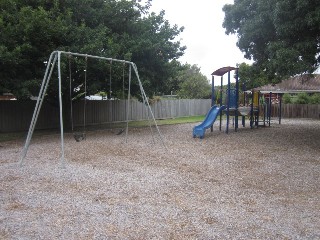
top-left (69, 55), bottom-right (87, 142)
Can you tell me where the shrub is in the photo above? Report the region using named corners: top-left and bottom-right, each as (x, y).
top-left (309, 93), bottom-right (320, 104)
top-left (295, 92), bottom-right (310, 104)
top-left (282, 93), bottom-right (292, 104)
top-left (148, 96), bottom-right (161, 105)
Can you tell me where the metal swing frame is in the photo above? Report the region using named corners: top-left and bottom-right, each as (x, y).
top-left (19, 51), bottom-right (165, 167)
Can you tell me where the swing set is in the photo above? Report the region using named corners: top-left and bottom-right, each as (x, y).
top-left (19, 51), bottom-right (165, 167)
top-left (68, 55), bottom-right (128, 140)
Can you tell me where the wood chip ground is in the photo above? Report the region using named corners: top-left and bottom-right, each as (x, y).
top-left (0, 119), bottom-right (319, 239)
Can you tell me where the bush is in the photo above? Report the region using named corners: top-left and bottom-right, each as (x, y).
top-left (148, 96), bottom-right (161, 105)
top-left (282, 93), bottom-right (292, 104)
top-left (295, 92), bottom-right (310, 104)
top-left (309, 93), bottom-right (320, 104)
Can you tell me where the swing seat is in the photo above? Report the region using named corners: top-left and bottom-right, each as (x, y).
top-left (73, 132), bottom-right (86, 142)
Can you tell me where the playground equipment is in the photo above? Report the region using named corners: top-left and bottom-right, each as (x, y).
top-left (193, 66), bottom-right (281, 138)
top-left (19, 51), bottom-right (165, 167)
top-left (67, 55), bottom-right (127, 140)
top-left (68, 55), bottom-right (87, 142)
top-left (193, 105), bottom-right (226, 139)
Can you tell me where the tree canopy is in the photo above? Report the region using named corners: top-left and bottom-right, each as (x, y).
top-left (237, 62), bottom-right (268, 90)
top-left (0, 0), bottom-right (186, 100)
top-left (223, 0), bottom-right (320, 83)
top-left (176, 64), bottom-right (211, 99)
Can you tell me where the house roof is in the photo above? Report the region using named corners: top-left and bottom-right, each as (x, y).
top-left (254, 74), bottom-right (320, 94)
top-left (0, 93), bottom-right (16, 100)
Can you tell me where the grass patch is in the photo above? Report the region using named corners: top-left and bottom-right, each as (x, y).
top-left (128, 115), bottom-right (205, 127)
top-left (0, 115), bottom-right (205, 143)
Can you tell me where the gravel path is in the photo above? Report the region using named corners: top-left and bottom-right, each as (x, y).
top-left (1, 118), bottom-right (319, 239)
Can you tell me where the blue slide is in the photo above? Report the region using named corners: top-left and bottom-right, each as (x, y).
top-left (193, 105), bottom-right (226, 139)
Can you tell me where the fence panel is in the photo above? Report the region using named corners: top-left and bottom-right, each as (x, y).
top-left (0, 99), bottom-right (212, 132)
top-left (271, 104), bottom-right (320, 119)
top-left (0, 101), bottom-right (60, 132)
top-left (2, 101), bottom-right (319, 132)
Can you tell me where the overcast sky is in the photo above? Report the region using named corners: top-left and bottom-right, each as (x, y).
top-left (149, 0), bottom-right (252, 81)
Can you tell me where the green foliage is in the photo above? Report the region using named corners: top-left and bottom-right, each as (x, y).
top-left (176, 64), bottom-right (211, 99)
top-left (282, 93), bottom-right (292, 104)
top-left (148, 95), bottom-right (161, 105)
top-left (215, 90), bottom-right (222, 105)
top-left (295, 92), bottom-right (310, 104)
top-left (223, 0), bottom-right (320, 82)
top-left (282, 93), bottom-right (320, 104)
top-left (0, 0), bottom-right (186, 100)
top-left (309, 93), bottom-right (320, 104)
top-left (97, 91), bottom-right (107, 100)
top-left (238, 62), bottom-right (268, 89)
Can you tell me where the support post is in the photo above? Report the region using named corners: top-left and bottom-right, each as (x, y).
top-left (219, 76), bottom-right (223, 131)
top-left (250, 91), bottom-right (254, 128)
top-left (19, 52), bottom-right (58, 166)
top-left (125, 64), bottom-right (131, 143)
top-left (268, 92), bottom-right (272, 126)
top-left (57, 51), bottom-right (66, 168)
top-left (226, 71), bottom-right (231, 134)
top-left (256, 91), bottom-right (260, 127)
top-left (211, 75), bottom-right (214, 132)
top-left (263, 102), bottom-right (266, 127)
top-left (211, 75), bottom-right (215, 107)
top-left (132, 63), bottom-right (167, 150)
top-left (235, 69), bottom-right (239, 132)
top-left (279, 93), bottom-right (282, 124)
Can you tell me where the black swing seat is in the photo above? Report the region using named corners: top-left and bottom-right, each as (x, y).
top-left (116, 128), bottom-right (125, 135)
top-left (73, 132), bottom-right (86, 142)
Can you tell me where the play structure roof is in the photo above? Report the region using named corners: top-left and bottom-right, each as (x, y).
top-left (211, 66), bottom-right (238, 76)
top-left (254, 74), bottom-right (320, 93)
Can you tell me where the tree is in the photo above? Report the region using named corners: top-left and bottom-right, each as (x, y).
top-left (223, 0), bottom-right (320, 82)
top-left (238, 62), bottom-right (268, 89)
top-left (0, 0), bottom-right (186, 100)
top-left (177, 64), bottom-right (211, 99)
top-left (128, 10), bottom-right (186, 96)
top-left (0, 0), bottom-right (71, 99)
top-left (158, 59), bottom-right (185, 95)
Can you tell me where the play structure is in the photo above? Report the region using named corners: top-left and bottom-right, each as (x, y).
top-left (193, 66), bottom-right (282, 138)
top-left (193, 105), bottom-right (226, 138)
top-left (19, 51), bottom-right (165, 167)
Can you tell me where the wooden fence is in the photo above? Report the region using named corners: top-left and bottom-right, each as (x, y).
top-left (1, 101), bottom-right (319, 132)
top-left (254, 104), bottom-right (320, 120)
top-left (272, 104), bottom-right (320, 119)
top-left (0, 99), bottom-right (211, 132)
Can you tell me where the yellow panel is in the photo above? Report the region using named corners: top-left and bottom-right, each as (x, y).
top-left (253, 92), bottom-right (259, 107)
